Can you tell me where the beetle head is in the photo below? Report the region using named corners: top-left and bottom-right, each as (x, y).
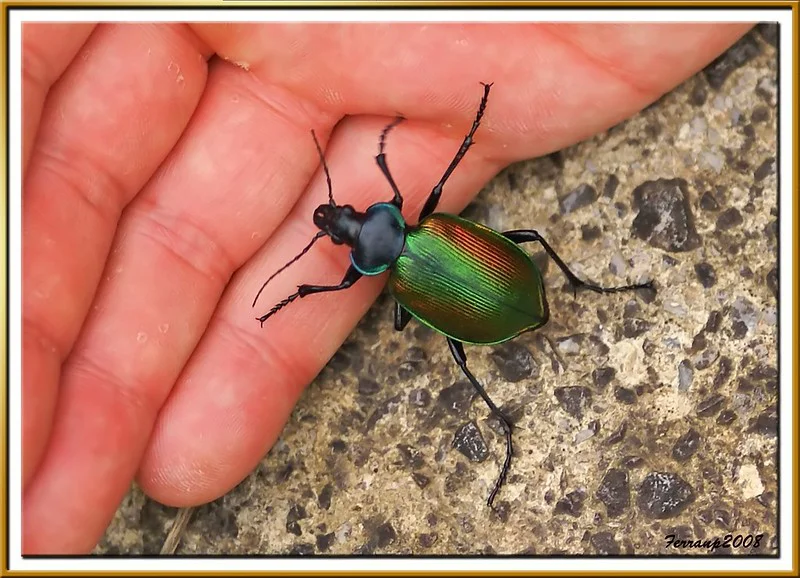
top-left (313, 203), bottom-right (363, 246)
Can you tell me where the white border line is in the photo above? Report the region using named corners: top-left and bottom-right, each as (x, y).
top-left (7, 6), bottom-right (795, 573)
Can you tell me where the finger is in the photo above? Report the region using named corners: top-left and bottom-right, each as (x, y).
top-left (192, 22), bottom-right (752, 160)
top-left (21, 54), bottom-right (337, 553)
top-left (137, 111), bottom-right (503, 506)
top-left (22, 23), bottom-right (211, 553)
top-left (22, 23), bottom-right (96, 173)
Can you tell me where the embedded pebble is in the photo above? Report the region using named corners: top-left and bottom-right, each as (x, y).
top-left (596, 469), bottom-right (630, 517)
top-left (737, 463), bottom-right (764, 500)
top-left (757, 76), bottom-right (777, 105)
top-left (757, 23), bottom-right (777, 46)
top-left (556, 336), bottom-right (582, 355)
top-left (437, 382), bottom-right (475, 415)
top-left (491, 342), bottom-right (538, 382)
top-left (672, 428), bottom-right (701, 462)
top-left (615, 387), bottom-right (637, 405)
top-left (678, 360), bottom-right (694, 391)
top-left (590, 531), bottom-right (621, 555)
top-left (622, 318), bottom-right (651, 338)
top-left (559, 184), bottom-right (598, 214)
top-left (732, 296), bottom-right (759, 333)
top-left (750, 407), bottom-right (777, 436)
top-left (716, 207), bottom-right (744, 231)
top-left (697, 394), bottom-right (727, 417)
top-left (631, 178), bottom-right (700, 252)
top-left (637, 472), bottom-right (696, 519)
top-left (694, 262), bottom-right (717, 288)
top-left (754, 157), bottom-right (776, 182)
top-left (554, 489), bottom-right (586, 517)
top-left (452, 421), bottom-right (488, 462)
top-left (554, 386), bottom-right (592, 419)
top-left (592, 366), bottom-right (616, 389)
top-left (358, 378), bottom-right (381, 396)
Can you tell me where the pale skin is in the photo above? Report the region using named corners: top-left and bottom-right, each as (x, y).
top-left (22, 22), bottom-right (753, 553)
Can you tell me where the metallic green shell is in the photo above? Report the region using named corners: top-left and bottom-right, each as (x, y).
top-left (388, 213), bottom-right (547, 345)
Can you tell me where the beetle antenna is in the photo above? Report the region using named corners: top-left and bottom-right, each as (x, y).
top-left (252, 231), bottom-right (326, 308)
top-left (311, 129), bottom-right (336, 207)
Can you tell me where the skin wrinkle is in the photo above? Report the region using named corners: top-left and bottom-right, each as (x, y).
top-left (63, 351), bottom-right (157, 425)
top-left (221, 327), bottom-right (310, 420)
top-left (538, 24), bottom-right (667, 100)
top-left (211, 314), bottom-right (300, 387)
top-left (22, 36), bottom-right (61, 95)
top-left (22, 277), bottom-right (81, 363)
top-left (32, 143), bottom-right (127, 225)
top-left (220, 56), bottom-right (336, 139)
top-left (126, 200), bottom-right (238, 288)
top-left (164, 62), bottom-right (336, 261)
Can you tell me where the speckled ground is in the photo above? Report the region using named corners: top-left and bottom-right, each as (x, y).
top-left (96, 24), bottom-right (779, 557)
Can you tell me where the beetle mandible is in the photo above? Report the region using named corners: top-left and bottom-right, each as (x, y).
top-left (253, 83), bottom-right (654, 508)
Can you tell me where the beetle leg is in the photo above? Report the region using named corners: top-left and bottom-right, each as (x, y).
top-left (376, 116), bottom-right (406, 210)
top-left (256, 265), bottom-right (363, 326)
top-left (394, 302), bottom-right (412, 332)
top-left (418, 82), bottom-right (493, 221)
top-left (503, 229), bottom-right (655, 297)
top-left (446, 337), bottom-right (512, 509)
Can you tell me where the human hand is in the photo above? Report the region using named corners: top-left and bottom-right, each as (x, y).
top-left (22, 22), bottom-right (752, 553)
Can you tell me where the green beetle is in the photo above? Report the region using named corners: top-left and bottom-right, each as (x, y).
top-left (253, 83), bottom-right (654, 508)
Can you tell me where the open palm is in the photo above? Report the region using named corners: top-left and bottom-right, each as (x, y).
top-left (22, 22), bottom-right (751, 553)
